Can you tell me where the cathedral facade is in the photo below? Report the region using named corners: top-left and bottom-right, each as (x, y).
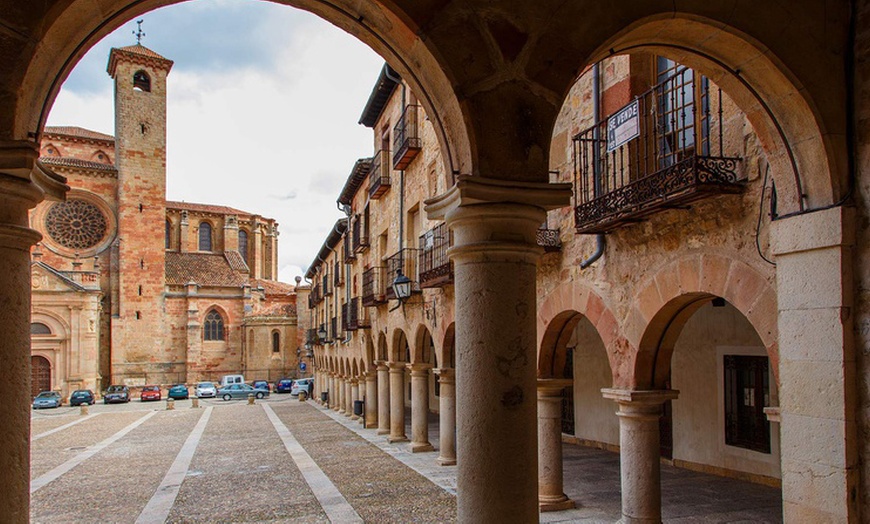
top-left (29, 44), bottom-right (304, 398)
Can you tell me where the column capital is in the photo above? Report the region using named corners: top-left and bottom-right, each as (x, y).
top-left (350, 378), bottom-right (358, 386)
top-left (387, 361), bottom-right (406, 372)
top-left (434, 367), bottom-right (454, 381)
top-left (602, 388), bottom-right (679, 418)
top-left (424, 175), bottom-right (571, 221)
top-left (537, 378), bottom-right (573, 398)
top-left (407, 363), bottom-right (433, 374)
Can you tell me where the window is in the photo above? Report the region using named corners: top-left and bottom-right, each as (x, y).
top-left (724, 355), bottom-right (771, 453)
top-left (165, 220), bottom-right (171, 249)
top-left (272, 332), bottom-right (280, 353)
top-left (199, 222), bottom-right (212, 251)
top-left (655, 57), bottom-right (710, 168)
top-left (238, 230), bottom-right (248, 263)
top-left (204, 309), bottom-right (224, 341)
top-left (30, 323), bottom-right (51, 335)
top-left (133, 70), bottom-right (151, 92)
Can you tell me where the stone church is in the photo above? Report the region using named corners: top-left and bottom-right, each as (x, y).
top-left (28, 43), bottom-right (304, 398)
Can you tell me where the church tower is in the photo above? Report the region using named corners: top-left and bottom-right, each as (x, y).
top-left (107, 41), bottom-right (173, 384)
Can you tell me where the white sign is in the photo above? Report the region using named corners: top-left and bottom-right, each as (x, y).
top-left (606, 100), bottom-right (640, 153)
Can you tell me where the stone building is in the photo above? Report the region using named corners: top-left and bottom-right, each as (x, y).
top-left (1, 3), bottom-right (868, 523)
top-left (28, 43), bottom-right (303, 398)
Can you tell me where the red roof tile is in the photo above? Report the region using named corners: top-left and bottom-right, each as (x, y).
top-left (249, 302), bottom-right (297, 318)
top-left (165, 252), bottom-right (247, 287)
top-left (252, 279), bottom-right (296, 295)
top-left (116, 44), bottom-right (169, 60)
top-left (165, 201), bottom-right (254, 217)
top-left (224, 251), bottom-right (249, 272)
top-left (44, 126), bottom-right (115, 142)
top-left (40, 156), bottom-right (117, 173)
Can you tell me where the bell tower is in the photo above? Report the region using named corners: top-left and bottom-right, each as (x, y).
top-left (107, 42), bottom-right (173, 384)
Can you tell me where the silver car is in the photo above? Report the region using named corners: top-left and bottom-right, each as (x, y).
top-left (217, 383), bottom-right (269, 401)
top-left (195, 381), bottom-right (217, 398)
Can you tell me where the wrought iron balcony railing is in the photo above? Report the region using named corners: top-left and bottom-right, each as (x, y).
top-left (344, 234), bottom-right (356, 262)
top-left (362, 266), bottom-right (387, 307)
top-left (368, 149), bottom-right (391, 199)
top-left (341, 302), bottom-right (353, 332)
top-left (393, 104), bottom-right (422, 170)
top-left (536, 228), bottom-right (561, 252)
top-left (311, 283), bottom-right (323, 306)
top-left (330, 317), bottom-right (338, 341)
top-left (419, 223), bottom-right (453, 288)
top-left (352, 213), bottom-right (369, 252)
top-left (573, 66), bottom-right (744, 234)
top-left (322, 274), bottom-right (332, 296)
top-left (352, 297), bottom-right (370, 329)
top-left (385, 248), bottom-right (421, 301)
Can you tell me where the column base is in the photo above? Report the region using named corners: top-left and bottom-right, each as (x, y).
top-left (351, 414), bottom-right (359, 420)
top-left (437, 456), bottom-right (456, 466)
top-left (387, 436), bottom-right (409, 444)
top-left (377, 428), bottom-right (390, 435)
top-left (539, 495), bottom-right (576, 512)
top-left (410, 442), bottom-right (434, 453)
top-left (365, 421), bottom-right (378, 429)
top-left (618, 517), bottom-right (659, 524)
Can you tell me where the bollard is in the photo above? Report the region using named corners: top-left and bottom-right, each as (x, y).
top-left (80, 404), bottom-right (88, 416)
top-left (248, 393), bottom-right (255, 405)
top-left (167, 398), bottom-right (175, 410)
top-left (299, 391), bottom-right (307, 402)
top-left (191, 397), bottom-right (199, 408)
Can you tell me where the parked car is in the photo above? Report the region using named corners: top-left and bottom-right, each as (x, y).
top-left (140, 385), bottom-right (161, 402)
top-left (195, 382), bottom-right (216, 398)
top-left (252, 380), bottom-right (271, 392)
top-left (217, 383), bottom-right (269, 401)
top-left (290, 378), bottom-right (313, 397)
top-left (167, 384), bottom-right (189, 400)
top-left (220, 374), bottom-right (245, 387)
top-left (275, 378), bottom-right (294, 393)
top-left (69, 389), bottom-right (95, 406)
top-left (104, 385), bottom-right (130, 404)
top-left (32, 391), bottom-right (62, 409)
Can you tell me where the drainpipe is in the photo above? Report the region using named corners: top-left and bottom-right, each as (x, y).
top-left (338, 202), bottom-right (353, 344)
top-left (384, 66), bottom-right (406, 258)
top-left (580, 62), bottom-right (606, 270)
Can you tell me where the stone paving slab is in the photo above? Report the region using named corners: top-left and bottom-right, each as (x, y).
top-left (30, 410), bottom-right (148, 479)
top-left (271, 401), bottom-right (456, 523)
top-left (31, 412), bottom-right (84, 435)
top-left (31, 409), bottom-right (201, 523)
top-left (166, 401), bottom-right (328, 524)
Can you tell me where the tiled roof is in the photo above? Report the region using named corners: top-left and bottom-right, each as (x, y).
top-left (224, 250), bottom-right (249, 272)
top-left (165, 252), bottom-right (247, 287)
top-left (44, 126), bottom-right (115, 142)
top-left (116, 44), bottom-right (168, 60)
top-left (40, 156), bottom-right (117, 172)
top-left (305, 219), bottom-right (348, 278)
top-left (252, 279), bottom-right (296, 295)
top-left (249, 302), bottom-right (297, 318)
top-left (359, 63), bottom-right (400, 127)
top-left (165, 200), bottom-right (254, 217)
top-left (337, 158), bottom-right (373, 206)
top-left (107, 44), bottom-right (174, 77)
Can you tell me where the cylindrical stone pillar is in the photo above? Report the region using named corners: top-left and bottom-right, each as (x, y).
top-left (424, 176), bottom-right (570, 523)
top-left (538, 379), bottom-right (575, 511)
top-left (408, 363), bottom-right (434, 452)
top-left (0, 166), bottom-right (48, 523)
top-left (388, 362), bottom-right (408, 443)
top-left (345, 379), bottom-right (353, 417)
top-left (602, 388), bottom-right (679, 524)
top-left (365, 371), bottom-right (378, 428)
top-left (350, 379), bottom-right (360, 420)
top-left (337, 376), bottom-right (346, 413)
top-left (377, 362), bottom-right (390, 435)
top-left (330, 374), bottom-right (338, 410)
top-left (435, 368), bottom-right (456, 466)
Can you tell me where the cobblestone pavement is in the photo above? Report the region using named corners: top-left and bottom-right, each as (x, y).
top-left (30, 397), bottom-right (781, 523)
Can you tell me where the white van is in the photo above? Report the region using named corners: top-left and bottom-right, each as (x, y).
top-left (220, 374), bottom-right (244, 387)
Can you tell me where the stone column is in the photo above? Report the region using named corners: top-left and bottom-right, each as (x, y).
top-left (350, 378), bottom-right (360, 420)
top-left (435, 368), bottom-right (456, 466)
top-left (538, 379), bottom-right (575, 511)
top-left (602, 388), bottom-right (679, 524)
top-left (329, 373), bottom-right (337, 409)
top-left (388, 362), bottom-right (408, 443)
top-left (345, 379), bottom-right (353, 417)
top-left (377, 362), bottom-right (390, 435)
top-left (771, 207), bottom-right (858, 522)
top-left (425, 176), bottom-right (571, 523)
top-left (0, 146), bottom-right (65, 524)
top-left (365, 371), bottom-right (378, 428)
top-left (336, 376), bottom-right (345, 413)
top-left (408, 363), bottom-right (434, 452)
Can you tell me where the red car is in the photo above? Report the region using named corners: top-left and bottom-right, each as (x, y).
top-left (140, 385), bottom-right (162, 402)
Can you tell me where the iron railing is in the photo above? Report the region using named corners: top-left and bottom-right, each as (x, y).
top-left (573, 66), bottom-right (743, 234)
top-left (310, 283), bottom-right (322, 306)
top-left (393, 104), bottom-right (422, 170)
top-left (368, 149), bottom-right (391, 199)
top-left (352, 213), bottom-right (369, 252)
top-left (536, 228), bottom-right (561, 252)
top-left (385, 248), bottom-right (421, 300)
top-left (330, 317), bottom-right (338, 341)
top-left (419, 223), bottom-right (453, 288)
top-left (362, 266), bottom-right (387, 307)
top-left (344, 231), bottom-right (356, 262)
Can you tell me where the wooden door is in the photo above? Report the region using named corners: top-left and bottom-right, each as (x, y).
top-left (31, 355), bottom-right (51, 398)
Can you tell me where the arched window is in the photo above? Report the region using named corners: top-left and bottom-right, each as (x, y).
top-left (165, 220), bottom-right (171, 249)
top-left (238, 230), bottom-right (248, 263)
top-left (199, 222), bottom-right (212, 251)
top-left (133, 70), bottom-right (151, 92)
top-left (203, 309), bottom-right (224, 341)
top-left (272, 331), bottom-right (280, 353)
top-left (30, 322), bottom-right (51, 335)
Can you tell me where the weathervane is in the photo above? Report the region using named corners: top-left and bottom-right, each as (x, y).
top-left (133, 20), bottom-right (145, 44)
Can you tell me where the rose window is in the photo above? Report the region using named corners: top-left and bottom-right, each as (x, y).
top-left (45, 199), bottom-right (108, 250)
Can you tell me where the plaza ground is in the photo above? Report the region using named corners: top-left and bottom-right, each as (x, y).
top-left (31, 397), bottom-right (781, 523)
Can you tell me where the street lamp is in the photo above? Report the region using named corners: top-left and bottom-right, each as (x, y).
top-left (392, 269), bottom-right (412, 303)
top-left (317, 325), bottom-right (327, 341)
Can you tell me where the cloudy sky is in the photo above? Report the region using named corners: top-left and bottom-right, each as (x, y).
top-left (46, 0), bottom-right (385, 283)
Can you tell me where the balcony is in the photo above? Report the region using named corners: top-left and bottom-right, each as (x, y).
top-left (368, 149), bottom-right (391, 199)
top-left (362, 266), bottom-right (387, 307)
top-left (352, 214), bottom-right (369, 253)
top-left (310, 283), bottom-right (323, 306)
top-left (306, 328), bottom-right (317, 345)
top-left (322, 274), bottom-right (332, 297)
top-left (344, 234), bottom-right (356, 262)
top-left (419, 223), bottom-right (453, 288)
top-left (393, 104), bottom-right (422, 170)
top-left (573, 67), bottom-right (744, 234)
top-left (334, 264), bottom-right (343, 287)
top-left (343, 297), bottom-right (370, 331)
top-left (536, 228), bottom-right (561, 253)
top-left (318, 322), bottom-right (331, 344)
top-left (330, 317), bottom-right (338, 341)
top-left (385, 248), bottom-right (421, 301)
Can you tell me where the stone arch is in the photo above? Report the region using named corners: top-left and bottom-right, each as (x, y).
top-left (364, 334), bottom-right (375, 371)
top-left (583, 14), bottom-right (845, 213)
top-left (352, 359), bottom-right (359, 378)
top-left (376, 331), bottom-right (388, 362)
top-left (30, 309), bottom-right (70, 338)
top-left (411, 324), bottom-right (435, 364)
top-left (630, 254), bottom-right (778, 389)
top-left (390, 328), bottom-right (409, 363)
top-left (440, 322), bottom-right (455, 369)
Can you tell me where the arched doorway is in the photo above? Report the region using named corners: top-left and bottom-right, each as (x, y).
top-left (31, 356), bottom-right (51, 398)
